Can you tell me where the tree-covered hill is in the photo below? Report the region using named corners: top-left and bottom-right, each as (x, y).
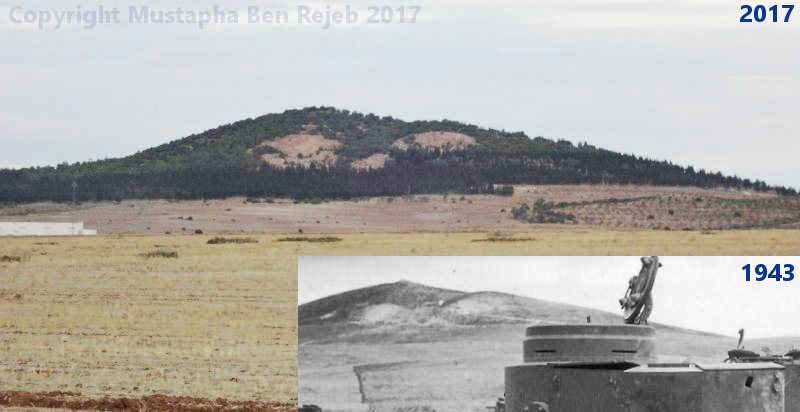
top-left (1, 107), bottom-right (795, 203)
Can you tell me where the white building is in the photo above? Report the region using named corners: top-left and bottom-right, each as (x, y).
top-left (0, 222), bottom-right (97, 236)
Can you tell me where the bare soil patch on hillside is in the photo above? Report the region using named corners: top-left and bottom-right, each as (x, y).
top-left (392, 131), bottom-right (476, 151)
top-left (412, 131), bottom-right (476, 149)
top-left (350, 153), bottom-right (390, 170)
top-left (256, 134), bottom-right (341, 169)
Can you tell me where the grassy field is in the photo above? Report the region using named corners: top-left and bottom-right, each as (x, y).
top-left (3, 230), bottom-right (800, 408)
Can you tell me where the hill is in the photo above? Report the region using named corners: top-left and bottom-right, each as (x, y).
top-left (299, 280), bottom-right (719, 343)
top-left (2, 107), bottom-right (796, 203)
top-left (300, 280), bottom-right (464, 325)
top-left (300, 280), bottom-right (624, 332)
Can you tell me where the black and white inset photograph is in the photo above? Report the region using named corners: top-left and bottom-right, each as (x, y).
top-left (298, 256), bottom-right (800, 412)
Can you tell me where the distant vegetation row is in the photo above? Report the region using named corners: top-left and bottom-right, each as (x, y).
top-left (1, 107), bottom-right (795, 203)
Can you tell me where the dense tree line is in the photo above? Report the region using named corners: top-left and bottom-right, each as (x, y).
top-left (0, 107), bottom-right (795, 203)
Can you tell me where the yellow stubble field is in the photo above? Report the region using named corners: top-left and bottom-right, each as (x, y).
top-left (2, 229), bottom-right (800, 407)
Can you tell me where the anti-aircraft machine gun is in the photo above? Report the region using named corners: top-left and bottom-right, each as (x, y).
top-left (501, 256), bottom-right (789, 412)
top-left (619, 256), bottom-right (661, 325)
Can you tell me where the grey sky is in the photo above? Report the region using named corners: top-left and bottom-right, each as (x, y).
top-left (1, 0), bottom-right (799, 188)
top-left (299, 256), bottom-right (800, 339)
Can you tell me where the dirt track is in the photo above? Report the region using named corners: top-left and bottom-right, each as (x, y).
top-left (0, 391), bottom-right (295, 411)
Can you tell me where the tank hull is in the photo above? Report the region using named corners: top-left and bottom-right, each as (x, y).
top-left (504, 325), bottom-right (785, 412)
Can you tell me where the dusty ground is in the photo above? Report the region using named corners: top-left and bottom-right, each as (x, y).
top-left (1, 185), bottom-right (798, 236)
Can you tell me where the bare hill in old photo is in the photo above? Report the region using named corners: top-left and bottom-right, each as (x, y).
top-left (300, 280), bottom-right (623, 332)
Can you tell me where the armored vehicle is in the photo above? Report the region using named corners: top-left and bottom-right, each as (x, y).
top-left (502, 257), bottom-right (791, 412)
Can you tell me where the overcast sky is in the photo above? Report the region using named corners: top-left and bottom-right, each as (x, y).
top-left (299, 256), bottom-right (799, 339)
top-left (1, 0), bottom-right (799, 188)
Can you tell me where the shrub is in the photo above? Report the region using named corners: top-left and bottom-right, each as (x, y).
top-left (141, 250), bottom-right (178, 259)
top-left (277, 237), bottom-right (342, 243)
top-left (472, 236), bottom-right (536, 243)
top-left (208, 237), bottom-right (259, 244)
top-left (511, 203), bottom-right (531, 220)
top-left (496, 185), bottom-right (514, 196)
top-left (511, 199), bottom-right (576, 224)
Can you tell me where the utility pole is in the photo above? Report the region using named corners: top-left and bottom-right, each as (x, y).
top-left (72, 180), bottom-right (77, 205)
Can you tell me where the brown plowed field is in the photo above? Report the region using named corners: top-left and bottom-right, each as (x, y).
top-left (0, 391), bottom-right (295, 411)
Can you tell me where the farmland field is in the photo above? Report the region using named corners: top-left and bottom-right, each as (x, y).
top-left (3, 228), bottom-right (800, 409)
top-left (0, 235), bottom-right (297, 410)
top-left (3, 185), bottom-right (800, 235)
